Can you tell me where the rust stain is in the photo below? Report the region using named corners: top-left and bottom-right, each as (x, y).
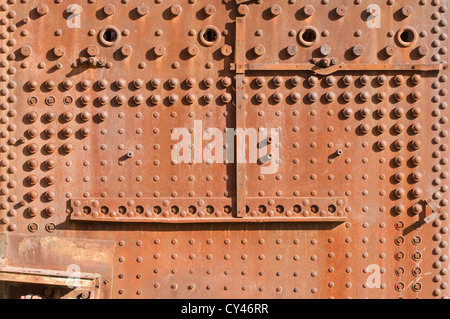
top-left (18, 237), bottom-right (109, 263)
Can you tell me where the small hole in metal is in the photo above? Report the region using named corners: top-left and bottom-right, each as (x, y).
top-left (203, 28), bottom-right (218, 42)
top-left (302, 29), bottom-right (317, 42)
top-left (258, 205), bottom-right (267, 214)
top-left (276, 205), bottom-right (284, 214)
top-left (103, 29), bottom-right (117, 42)
top-left (293, 205), bottom-right (302, 213)
top-left (311, 205), bottom-right (319, 213)
top-left (400, 30), bottom-right (414, 43)
top-left (299, 27), bottom-right (319, 47)
top-left (136, 205), bottom-right (144, 214)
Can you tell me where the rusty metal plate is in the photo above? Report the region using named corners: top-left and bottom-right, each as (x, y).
top-left (0, 0), bottom-right (449, 299)
top-left (0, 233), bottom-right (114, 298)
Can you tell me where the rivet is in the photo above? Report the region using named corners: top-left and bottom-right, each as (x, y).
top-left (37, 4), bottom-right (49, 16)
top-left (103, 3), bottom-right (116, 16)
top-left (270, 4), bottom-right (282, 16)
top-left (121, 45), bottom-right (133, 57)
top-left (137, 3), bottom-right (149, 16)
top-left (336, 5), bottom-right (348, 17)
top-left (319, 44), bottom-right (332, 56)
top-left (170, 4), bottom-right (182, 16)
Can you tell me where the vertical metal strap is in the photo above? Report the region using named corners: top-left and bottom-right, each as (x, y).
top-left (235, 17), bottom-right (246, 218)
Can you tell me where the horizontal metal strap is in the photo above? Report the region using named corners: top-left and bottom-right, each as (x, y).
top-left (231, 62), bottom-right (446, 75)
top-left (69, 197), bottom-right (348, 223)
top-left (70, 215), bottom-right (347, 224)
top-left (0, 266), bottom-right (99, 288)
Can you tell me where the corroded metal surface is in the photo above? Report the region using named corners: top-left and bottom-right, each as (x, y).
top-left (0, 0), bottom-right (449, 299)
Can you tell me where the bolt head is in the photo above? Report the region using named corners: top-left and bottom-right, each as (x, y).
top-left (320, 44), bottom-right (332, 56)
top-left (137, 4), bottom-right (149, 16)
top-left (37, 4), bottom-right (49, 16)
top-left (304, 5), bottom-right (315, 16)
top-left (336, 5), bottom-right (348, 17)
top-left (121, 45), bottom-right (133, 57)
top-left (353, 45), bottom-right (364, 56)
top-left (171, 4), bottom-right (182, 16)
top-left (104, 3), bottom-right (116, 16)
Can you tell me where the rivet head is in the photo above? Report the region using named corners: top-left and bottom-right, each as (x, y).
top-left (386, 45), bottom-right (397, 57)
top-left (401, 5), bottom-right (413, 17)
top-left (336, 5), bottom-right (348, 17)
top-left (418, 45), bottom-right (429, 56)
top-left (304, 5), bottom-right (315, 16)
top-left (221, 45), bottom-right (232, 56)
top-left (63, 79), bottom-right (73, 90)
top-left (53, 45), bottom-right (66, 57)
top-left (154, 44), bottom-right (166, 57)
top-left (221, 77), bottom-right (232, 88)
top-left (44, 191), bottom-right (55, 201)
top-left (151, 78), bottom-right (161, 89)
top-left (270, 5), bottom-right (282, 16)
top-left (137, 4), bottom-right (149, 16)
top-left (188, 44), bottom-right (199, 57)
top-left (325, 76), bottom-right (336, 86)
top-left (320, 44), bottom-right (332, 56)
top-left (121, 45), bottom-right (133, 57)
top-left (287, 45), bottom-right (298, 56)
top-left (254, 44), bottom-right (266, 56)
top-left (45, 207), bottom-right (56, 216)
top-left (342, 75), bottom-right (353, 86)
top-left (411, 74), bottom-right (422, 84)
top-left (171, 4), bottom-right (182, 16)
top-left (20, 45), bottom-right (32, 57)
top-left (352, 44), bottom-right (364, 56)
top-left (37, 4), bottom-right (49, 16)
top-left (394, 205), bottom-right (406, 214)
top-left (103, 3), bottom-right (116, 16)
top-left (204, 4), bottom-right (216, 16)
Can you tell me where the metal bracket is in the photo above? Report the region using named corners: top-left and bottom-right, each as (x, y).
top-left (0, 266), bottom-right (100, 289)
top-left (311, 57), bottom-right (339, 68)
top-left (423, 197), bottom-right (441, 224)
top-left (78, 57), bottom-right (107, 68)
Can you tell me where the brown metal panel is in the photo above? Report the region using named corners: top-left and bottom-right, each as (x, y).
top-left (0, 0), bottom-right (448, 299)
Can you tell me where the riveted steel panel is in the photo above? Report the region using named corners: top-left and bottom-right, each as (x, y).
top-left (0, 0), bottom-right (449, 299)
